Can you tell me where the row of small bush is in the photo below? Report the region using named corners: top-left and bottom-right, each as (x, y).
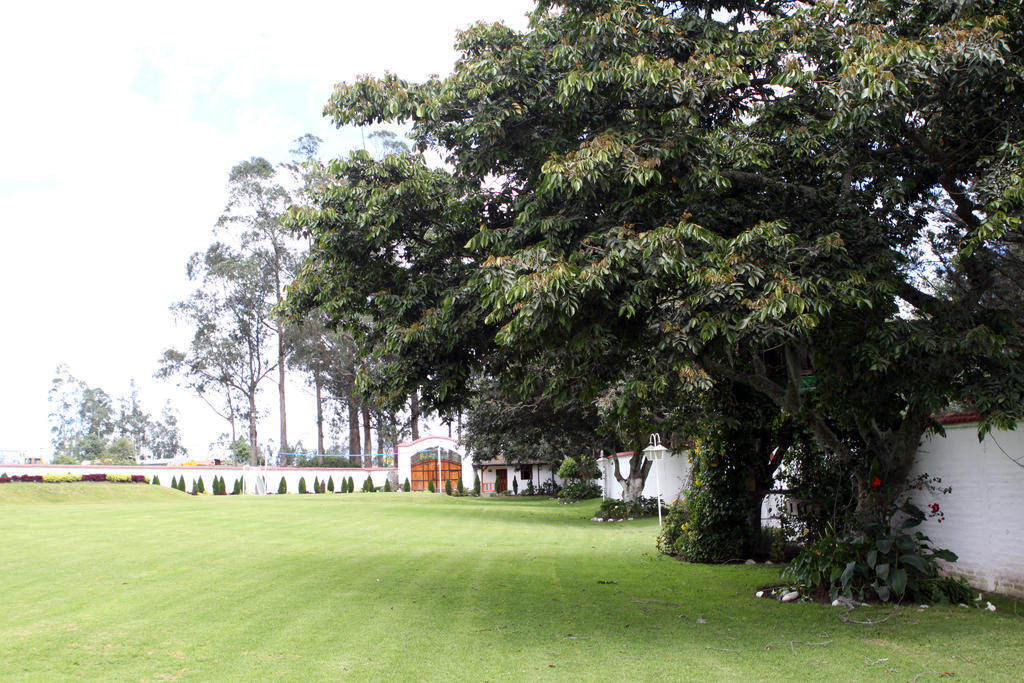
top-left (0, 473), bottom-right (149, 484)
top-left (597, 496), bottom-right (666, 520)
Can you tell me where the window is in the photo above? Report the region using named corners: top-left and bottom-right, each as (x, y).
top-left (519, 465), bottom-right (532, 480)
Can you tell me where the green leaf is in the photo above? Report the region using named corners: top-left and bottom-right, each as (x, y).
top-left (889, 567), bottom-right (908, 596)
top-left (898, 553), bottom-right (931, 575)
top-left (875, 562), bottom-right (890, 580)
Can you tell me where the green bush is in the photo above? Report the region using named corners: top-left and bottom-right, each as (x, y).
top-left (106, 473), bottom-right (132, 483)
top-left (428, 479), bottom-right (436, 493)
top-left (313, 477), bottom-right (320, 493)
top-left (196, 477), bottom-right (206, 494)
top-left (170, 475), bottom-right (177, 490)
top-left (383, 478), bottom-right (392, 492)
top-left (177, 476), bottom-right (186, 492)
top-left (233, 478), bottom-right (242, 495)
top-left (599, 496), bottom-right (664, 520)
top-left (152, 475), bottom-right (160, 486)
top-left (445, 479), bottom-right (453, 495)
top-left (782, 521), bottom-right (960, 603)
top-left (328, 476), bottom-right (335, 493)
top-left (457, 477), bottom-right (465, 495)
top-left (676, 446), bottom-right (750, 563)
top-left (348, 476), bottom-right (355, 493)
top-left (656, 499), bottom-right (691, 557)
top-left (557, 456), bottom-right (581, 480)
top-left (362, 476), bottom-right (374, 492)
top-left (525, 480), bottom-right (535, 496)
top-left (403, 478), bottom-right (411, 492)
top-left (473, 474), bottom-right (480, 495)
top-left (278, 478), bottom-right (287, 494)
top-left (298, 477), bottom-right (308, 494)
top-left (512, 478), bottom-right (518, 495)
top-left (557, 481), bottom-right (601, 502)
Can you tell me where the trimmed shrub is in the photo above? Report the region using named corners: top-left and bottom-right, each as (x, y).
top-left (383, 478), bottom-right (392, 492)
top-left (105, 473), bottom-right (131, 483)
top-left (445, 479), bottom-right (453, 495)
top-left (457, 477), bottom-right (465, 495)
top-left (473, 474), bottom-right (480, 495)
top-left (298, 477), bottom-right (308, 494)
top-left (362, 475), bottom-right (374, 492)
top-left (170, 475), bottom-right (177, 489)
top-left (178, 477), bottom-right (187, 492)
top-left (428, 479), bottom-right (436, 493)
top-left (403, 478), bottom-right (411, 492)
top-left (152, 475), bottom-right (160, 486)
top-left (347, 476), bottom-right (355, 493)
top-left (512, 478), bottom-right (518, 495)
top-left (525, 480), bottom-right (535, 496)
top-left (327, 476), bottom-right (335, 493)
top-left (196, 477), bottom-right (206, 494)
top-left (43, 474), bottom-right (82, 483)
top-left (313, 476), bottom-right (320, 493)
top-left (278, 477), bottom-right (287, 494)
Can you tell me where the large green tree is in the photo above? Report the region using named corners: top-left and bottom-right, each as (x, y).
top-left (293, 0), bottom-right (1024, 519)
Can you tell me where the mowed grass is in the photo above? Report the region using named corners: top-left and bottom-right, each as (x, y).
top-left (1, 485), bottom-right (1022, 681)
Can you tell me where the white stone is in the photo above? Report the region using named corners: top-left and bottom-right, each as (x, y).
top-left (756, 591), bottom-right (765, 598)
top-left (781, 591), bottom-right (800, 603)
top-left (744, 559), bottom-right (756, 565)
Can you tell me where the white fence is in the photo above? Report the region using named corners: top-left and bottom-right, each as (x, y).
top-left (0, 463), bottom-right (397, 494)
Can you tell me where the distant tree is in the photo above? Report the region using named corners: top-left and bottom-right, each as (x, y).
top-left (161, 243), bottom-right (278, 464)
top-left (201, 158), bottom-right (301, 461)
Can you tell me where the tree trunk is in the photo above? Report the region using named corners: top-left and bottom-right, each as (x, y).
top-left (348, 398), bottom-right (361, 455)
top-left (228, 392), bottom-right (237, 445)
top-left (315, 370), bottom-right (324, 465)
top-left (410, 390), bottom-right (420, 441)
top-left (362, 402), bottom-right (373, 467)
top-left (612, 446), bottom-right (651, 503)
top-left (278, 328), bottom-right (288, 464)
top-left (248, 391), bottom-right (259, 466)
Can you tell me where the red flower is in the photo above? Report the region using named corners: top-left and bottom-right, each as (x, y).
top-left (871, 476), bottom-right (881, 488)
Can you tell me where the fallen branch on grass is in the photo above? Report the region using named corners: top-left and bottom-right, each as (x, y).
top-left (838, 608), bottom-right (896, 625)
top-left (764, 639), bottom-right (833, 655)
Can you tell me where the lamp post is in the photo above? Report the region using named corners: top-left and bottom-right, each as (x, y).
top-left (642, 433), bottom-right (669, 528)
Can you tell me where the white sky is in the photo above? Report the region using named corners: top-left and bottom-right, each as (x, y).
top-left (0, 0), bottom-right (534, 460)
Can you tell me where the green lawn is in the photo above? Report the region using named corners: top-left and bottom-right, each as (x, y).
top-left (1, 485), bottom-right (1021, 681)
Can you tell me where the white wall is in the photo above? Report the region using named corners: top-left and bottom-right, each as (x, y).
top-left (908, 422), bottom-right (1024, 598)
top-left (600, 452), bottom-right (690, 502)
top-left (0, 463), bottom-right (396, 494)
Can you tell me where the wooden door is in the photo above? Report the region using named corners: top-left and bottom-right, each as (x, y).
top-left (495, 468), bottom-right (507, 493)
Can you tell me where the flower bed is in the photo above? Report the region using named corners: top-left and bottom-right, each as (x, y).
top-left (0, 473), bottom-right (149, 484)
